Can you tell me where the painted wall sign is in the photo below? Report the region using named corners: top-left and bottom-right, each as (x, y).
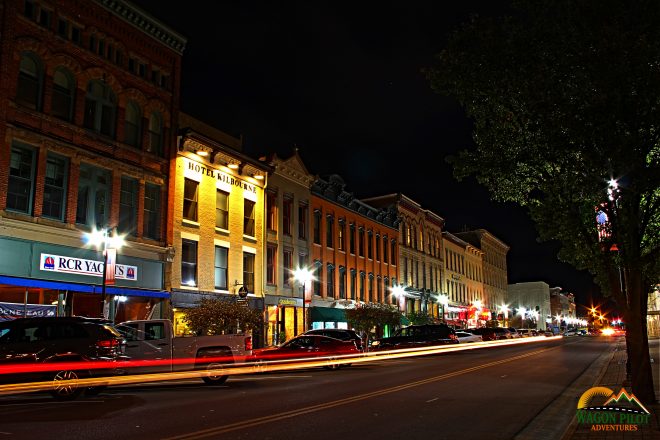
top-left (39, 254), bottom-right (138, 281)
top-left (184, 158), bottom-right (258, 194)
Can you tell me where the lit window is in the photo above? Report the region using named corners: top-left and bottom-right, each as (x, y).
top-left (143, 183), bottom-right (161, 240)
top-left (181, 239), bottom-right (198, 287)
top-left (215, 246), bottom-right (228, 290)
top-left (216, 190), bottom-right (229, 229)
top-left (243, 252), bottom-right (255, 293)
top-left (119, 176), bottom-right (138, 236)
top-left (244, 199), bottom-right (255, 237)
top-left (183, 178), bottom-right (198, 222)
top-left (7, 143), bottom-right (36, 215)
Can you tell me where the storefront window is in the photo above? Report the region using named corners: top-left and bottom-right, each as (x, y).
top-left (42, 153), bottom-right (68, 221)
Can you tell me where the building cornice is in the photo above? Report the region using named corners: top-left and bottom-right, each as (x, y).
top-left (94, 0), bottom-right (187, 54)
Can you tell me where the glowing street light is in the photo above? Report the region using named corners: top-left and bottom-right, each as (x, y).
top-left (293, 267), bottom-right (314, 333)
top-left (85, 228), bottom-right (125, 320)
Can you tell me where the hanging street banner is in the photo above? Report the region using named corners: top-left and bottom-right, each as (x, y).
top-left (0, 301), bottom-right (56, 321)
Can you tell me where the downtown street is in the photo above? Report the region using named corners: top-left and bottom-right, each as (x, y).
top-left (0, 337), bottom-right (615, 440)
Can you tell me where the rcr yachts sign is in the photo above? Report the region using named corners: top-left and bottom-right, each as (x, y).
top-left (39, 253), bottom-right (138, 281)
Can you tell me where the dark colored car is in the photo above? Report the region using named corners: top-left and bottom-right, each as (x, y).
top-left (467, 327), bottom-right (513, 341)
top-left (370, 324), bottom-right (458, 350)
top-left (303, 328), bottom-right (364, 352)
top-left (251, 335), bottom-right (359, 370)
top-left (0, 317), bottom-right (127, 400)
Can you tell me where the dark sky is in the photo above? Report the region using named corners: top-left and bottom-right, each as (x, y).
top-left (133, 0), bottom-right (601, 307)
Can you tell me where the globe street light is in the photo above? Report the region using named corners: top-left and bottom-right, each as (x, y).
top-left (85, 228), bottom-right (125, 320)
top-left (293, 267), bottom-right (314, 334)
top-left (391, 284), bottom-right (405, 313)
top-left (438, 294), bottom-right (449, 322)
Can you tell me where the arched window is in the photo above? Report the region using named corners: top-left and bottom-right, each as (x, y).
top-left (16, 53), bottom-right (43, 110)
top-left (84, 80), bottom-right (116, 137)
top-left (51, 68), bottom-right (74, 121)
top-left (147, 112), bottom-right (163, 156)
top-left (124, 101), bottom-right (141, 147)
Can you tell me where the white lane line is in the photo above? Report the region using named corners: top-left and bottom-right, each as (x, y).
top-left (426, 397), bottom-right (439, 403)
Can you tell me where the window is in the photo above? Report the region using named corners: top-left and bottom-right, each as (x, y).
top-left (214, 246), bottom-right (228, 290)
top-left (367, 232), bottom-right (373, 259)
top-left (266, 191), bottom-right (277, 231)
top-left (282, 197), bottom-right (292, 236)
top-left (124, 101), bottom-right (141, 147)
top-left (51, 68), bottom-right (74, 121)
top-left (390, 240), bottom-right (397, 266)
top-left (89, 34), bottom-right (97, 53)
top-left (313, 210), bottom-right (321, 244)
top-left (7, 143), bottom-right (36, 214)
top-left (266, 245), bottom-right (276, 285)
top-left (243, 252), bottom-right (255, 293)
top-left (383, 236), bottom-right (389, 263)
top-left (147, 112), bottom-right (163, 156)
top-left (128, 58), bottom-right (136, 74)
top-left (143, 183), bottom-right (161, 240)
top-left (38, 8), bottom-right (51, 28)
top-left (350, 270), bottom-right (356, 300)
top-left (338, 221), bottom-right (345, 251)
top-left (368, 274), bottom-right (374, 302)
top-left (84, 81), bottom-right (116, 137)
top-left (181, 239), bottom-right (198, 287)
top-left (283, 249), bottom-right (292, 286)
top-left (71, 26), bottom-right (82, 45)
top-left (24, 0), bottom-right (35, 19)
top-left (216, 190), bottom-right (229, 229)
top-left (298, 252), bottom-right (308, 269)
top-left (327, 265), bottom-right (335, 297)
top-left (76, 163), bottom-right (111, 229)
top-left (358, 228), bottom-right (365, 257)
top-left (326, 215), bottom-right (334, 248)
top-left (375, 234), bottom-right (381, 261)
top-left (313, 262), bottom-right (322, 295)
top-left (298, 204), bottom-right (307, 240)
top-left (16, 53), bottom-right (42, 110)
top-left (182, 178), bottom-right (198, 222)
top-left (359, 272), bottom-right (365, 301)
top-left (339, 267), bottom-right (346, 299)
top-left (138, 63), bottom-right (146, 78)
top-left (42, 153), bottom-right (68, 221)
top-left (98, 39), bottom-right (105, 57)
top-left (349, 224), bottom-right (355, 254)
top-left (376, 276), bottom-right (382, 303)
top-left (118, 176), bottom-right (138, 236)
top-left (244, 199), bottom-right (255, 236)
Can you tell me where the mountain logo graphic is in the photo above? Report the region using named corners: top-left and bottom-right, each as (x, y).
top-left (577, 386), bottom-right (650, 414)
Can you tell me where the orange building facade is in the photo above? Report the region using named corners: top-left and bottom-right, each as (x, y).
top-left (309, 176), bottom-right (399, 332)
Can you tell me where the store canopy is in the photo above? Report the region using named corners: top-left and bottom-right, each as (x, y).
top-left (310, 307), bottom-right (346, 322)
top-left (0, 276), bottom-right (169, 298)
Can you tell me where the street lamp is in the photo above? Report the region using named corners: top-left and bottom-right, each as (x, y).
top-left (438, 294), bottom-right (449, 322)
top-left (85, 228), bottom-right (125, 320)
top-left (293, 267), bottom-right (313, 334)
top-left (391, 284), bottom-right (406, 313)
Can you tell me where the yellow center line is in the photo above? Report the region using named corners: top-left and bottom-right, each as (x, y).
top-left (163, 345), bottom-right (563, 440)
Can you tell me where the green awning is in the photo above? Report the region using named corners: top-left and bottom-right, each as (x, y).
top-left (310, 307), bottom-right (346, 322)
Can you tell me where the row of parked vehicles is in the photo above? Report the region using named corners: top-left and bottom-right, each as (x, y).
top-left (0, 317), bottom-right (549, 401)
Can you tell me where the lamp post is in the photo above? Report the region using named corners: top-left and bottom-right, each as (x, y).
top-left (391, 284), bottom-right (405, 313)
top-left (85, 228), bottom-right (125, 320)
top-left (293, 267), bottom-right (313, 334)
top-left (438, 294), bottom-right (449, 323)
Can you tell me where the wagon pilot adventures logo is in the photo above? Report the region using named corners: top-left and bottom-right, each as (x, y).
top-left (576, 386), bottom-right (652, 432)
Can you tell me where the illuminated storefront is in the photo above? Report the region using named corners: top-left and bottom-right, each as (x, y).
top-left (169, 117), bottom-right (269, 343)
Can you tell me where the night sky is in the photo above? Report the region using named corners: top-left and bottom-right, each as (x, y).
top-left (132, 0), bottom-right (601, 308)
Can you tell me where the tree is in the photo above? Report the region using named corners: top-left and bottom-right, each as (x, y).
top-left (426, 0), bottom-right (659, 403)
top-left (345, 303), bottom-right (403, 351)
top-left (183, 296), bottom-right (263, 336)
top-left (406, 310), bottom-right (434, 325)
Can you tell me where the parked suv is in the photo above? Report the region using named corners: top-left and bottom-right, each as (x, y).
top-left (303, 328), bottom-right (364, 352)
top-left (0, 317), bottom-right (127, 400)
top-left (370, 324), bottom-right (458, 350)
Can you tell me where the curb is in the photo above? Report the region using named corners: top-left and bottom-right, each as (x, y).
top-left (513, 340), bottom-right (618, 440)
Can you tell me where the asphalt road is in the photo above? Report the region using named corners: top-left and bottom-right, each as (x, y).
top-left (0, 337), bottom-right (613, 440)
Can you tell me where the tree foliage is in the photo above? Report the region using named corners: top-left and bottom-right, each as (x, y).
top-left (426, 0), bottom-right (659, 403)
top-left (345, 302), bottom-right (402, 349)
top-left (406, 310), bottom-right (435, 325)
top-left (183, 296), bottom-right (263, 336)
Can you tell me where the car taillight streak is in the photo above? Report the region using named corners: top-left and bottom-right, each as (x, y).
top-left (245, 336), bottom-right (253, 351)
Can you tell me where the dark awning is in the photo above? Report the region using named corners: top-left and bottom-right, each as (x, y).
top-left (310, 307), bottom-right (346, 322)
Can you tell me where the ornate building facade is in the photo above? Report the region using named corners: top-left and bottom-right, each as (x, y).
top-left (0, 0), bottom-right (184, 321)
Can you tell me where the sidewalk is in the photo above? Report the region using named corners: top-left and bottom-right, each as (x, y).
top-left (514, 338), bottom-right (660, 440)
top-left (563, 337), bottom-right (660, 440)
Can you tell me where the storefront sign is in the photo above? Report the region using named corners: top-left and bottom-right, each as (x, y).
top-left (185, 159), bottom-right (257, 194)
top-left (39, 253), bottom-right (138, 281)
top-left (278, 298), bottom-right (298, 306)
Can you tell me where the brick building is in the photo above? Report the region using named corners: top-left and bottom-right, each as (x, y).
top-left (310, 175), bottom-right (399, 332)
top-left (0, 0), bottom-right (184, 320)
top-left (170, 113), bottom-right (270, 339)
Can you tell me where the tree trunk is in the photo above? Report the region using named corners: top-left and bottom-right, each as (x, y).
top-left (624, 268), bottom-right (656, 405)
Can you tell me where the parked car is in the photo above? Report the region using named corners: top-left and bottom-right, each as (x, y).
top-left (517, 329), bottom-right (539, 337)
top-left (303, 328), bottom-right (364, 352)
top-left (250, 335), bottom-right (359, 371)
top-left (115, 319), bottom-right (252, 385)
top-left (370, 324), bottom-right (458, 350)
top-left (454, 331), bottom-right (483, 343)
top-left (507, 327), bottom-right (522, 338)
top-left (563, 328), bottom-right (588, 337)
top-left (467, 327), bottom-right (513, 341)
top-left (0, 317), bottom-right (128, 400)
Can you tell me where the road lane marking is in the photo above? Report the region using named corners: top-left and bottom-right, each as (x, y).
top-left (163, 345), bottom-right (563, 440)
top-left (426, 398), bottom-right (439, 403)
